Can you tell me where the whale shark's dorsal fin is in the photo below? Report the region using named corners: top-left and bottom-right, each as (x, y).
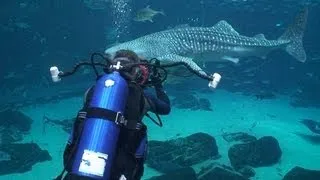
top-left (212, 20), bottom-right (239, 36)
top-left (254, 33), bottom-right (267, 40)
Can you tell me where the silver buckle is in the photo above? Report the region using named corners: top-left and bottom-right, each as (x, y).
top-left (115, 112), bottom-right (126, 125)
top-left (78, 111), bottom-right (87, 119)
top-left (135, 123), bottom-right (142, 130)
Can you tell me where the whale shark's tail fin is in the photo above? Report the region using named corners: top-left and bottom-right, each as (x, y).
top-left (279, 7), bottom-right (308, 62)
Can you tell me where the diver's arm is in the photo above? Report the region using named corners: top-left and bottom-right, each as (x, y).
top-left (154, 83), bottom-right (170, 105)
top-left (144, 85), bottom-right (171, 115)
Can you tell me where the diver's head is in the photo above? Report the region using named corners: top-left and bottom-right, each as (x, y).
top-left (105, 41), bottom-right (147, 60)
top-left (104, 41), bottom-right (135, 60)
top-left (113, 49), bottom-right (140, 64)
top-left (111, 49), bottom-right (149, 85)
top-left (105, 45), bottom-right (125, 60)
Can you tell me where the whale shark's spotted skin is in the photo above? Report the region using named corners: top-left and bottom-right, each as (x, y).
top-left (105, 9), bottom-right (308, 75)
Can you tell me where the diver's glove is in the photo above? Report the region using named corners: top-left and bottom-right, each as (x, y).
top-left (151, 74), bottom-right (170, 105)
top-left (151, 74), bottom-right (163, 89)
top-left (151, 60), bottom-right (163, 89)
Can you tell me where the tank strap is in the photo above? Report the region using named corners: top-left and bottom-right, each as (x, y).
top-left (78, 107), bottom-right (142, 129)
top-left (80, 107), bottom-right (127, 126)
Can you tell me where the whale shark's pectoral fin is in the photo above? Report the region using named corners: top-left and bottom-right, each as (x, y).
top-left (157, 54), bottom-right (208, 76)
top-left (221, 56), bottom-right (240, 64)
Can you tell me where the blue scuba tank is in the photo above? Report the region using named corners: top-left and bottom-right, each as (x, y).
top-left (71, 71), bottom-right (128, 179)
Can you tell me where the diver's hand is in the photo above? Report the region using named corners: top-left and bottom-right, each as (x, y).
top-left (151, 59), bottom-right (163, 88)
top-left (150, 74), bottom-right (163, 88)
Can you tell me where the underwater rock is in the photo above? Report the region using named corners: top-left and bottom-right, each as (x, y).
top-left (222, 132), bottom-right (257, 143)
top-left (237, 166), bottom-right (256, 179)
top-left (146, 132), bottom-right (219, 173)
top-left (299, 119), bottom-right (320, 134)
top-left (197, 164), bottom-right (248, 180)
top-left (43, 115), bottom-right (75, 134)
top-left (198, 98), bottom-right (213, 111)
top-left (283, 166), bottom-right (320, 180)
top-left (228, 136), bottom-right (282, 170)
top-left (294, 133), bottom-right (320, 145)
top-left (148, 167), bottom-right (197, 180)
top-left (0, 110), bottom-right (33, 144)
top-left (172, 94), bottom-right (199, 110)
top-left (0, 143), bottom-right (52, 175)
top-left (171, 94), bottom-right (213, 111)
top-left (0, 110), bottom-right (33, 132)
top-left (0, 128), bottom-right (23, 144)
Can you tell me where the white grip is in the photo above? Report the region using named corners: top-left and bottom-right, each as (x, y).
top-left (50, 66), bottom-right (61, 82)
top-left (208, 73), bottom-right (221, 89)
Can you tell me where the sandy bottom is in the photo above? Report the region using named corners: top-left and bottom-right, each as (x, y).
top-left (1, 90), bottom-right (320, 180)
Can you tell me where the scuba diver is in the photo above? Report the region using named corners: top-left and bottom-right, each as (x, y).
top-left (50, 49), bottom-right (221, 180)
top-left (62, 50), bottom-right (170, 180)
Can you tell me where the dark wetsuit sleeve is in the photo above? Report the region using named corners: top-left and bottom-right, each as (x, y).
top-left (144, 86), bottom-right (171, 115)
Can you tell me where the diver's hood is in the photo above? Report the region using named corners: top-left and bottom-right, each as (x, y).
top-left (111, 57), bottom-right (134, 64)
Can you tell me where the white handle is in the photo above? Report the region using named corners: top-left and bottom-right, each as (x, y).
top-left (208, 73), bottom-right (221, 89)
top-left (50, 66), bottom-right (61, 82)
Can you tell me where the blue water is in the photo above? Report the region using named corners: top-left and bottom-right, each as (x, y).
top-left (0, 0), bottom-right (320, 179)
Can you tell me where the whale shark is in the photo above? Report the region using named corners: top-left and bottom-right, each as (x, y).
top-left (105, 8), bottom-right (308, 76)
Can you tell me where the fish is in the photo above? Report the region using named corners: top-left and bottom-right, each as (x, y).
top-left (83, 0), bottom-right (110, 10)
top-left (255, 91), bottom-right (276, 100)
top-left (105, 8), bottom-right (308, 76)
top-left (133, 5), bottom-right (165, 23)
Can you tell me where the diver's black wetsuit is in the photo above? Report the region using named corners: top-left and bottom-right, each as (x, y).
top-left (63, 82), bottom-right (170, 180)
